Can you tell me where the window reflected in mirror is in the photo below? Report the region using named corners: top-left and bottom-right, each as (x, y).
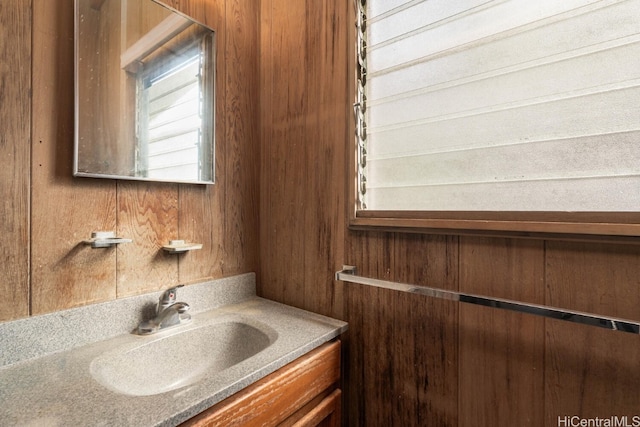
top-left (74, 0), bottom-right (215, 184)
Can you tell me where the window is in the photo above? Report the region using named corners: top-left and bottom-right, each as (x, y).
top-left (136, 41), bottom-right (208, 180)
top-left (353, 0), bottom-right (640, 237)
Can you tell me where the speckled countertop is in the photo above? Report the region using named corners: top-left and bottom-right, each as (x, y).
top-left (0, 274), bottom-right (347, 427)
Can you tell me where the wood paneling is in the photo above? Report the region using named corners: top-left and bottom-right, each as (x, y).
top-left (0, 0), bottom-right (31, 321)
top-left (259, 0), bottom-right (347, 317)
top-left (116, 182), bottom-right (178, 297)
top-left (459, 237), bottom-right (545, 427)
top-left (301, 0), bottom-right (348, 317)
top-left (260, 0), bottom-right (309, 309)
top-left (31, 0), bottom-right (118, 314)
top-left (259, 2), bottom-right (640, 426)
top-left (345, 233), bottom-right (459, 426)
top-left (545, 242), bottom-right (640, 424)
top-left (219, 0), bottom-right (260, 277)
top-left (1, 0), bottom-right (259, 320)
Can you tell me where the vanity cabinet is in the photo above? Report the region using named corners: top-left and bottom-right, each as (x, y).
top-left (182, 340), bottom-right (342, 427)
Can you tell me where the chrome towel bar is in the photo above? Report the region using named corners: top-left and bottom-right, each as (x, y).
top-left (335, 266), bottom-right (639, 335)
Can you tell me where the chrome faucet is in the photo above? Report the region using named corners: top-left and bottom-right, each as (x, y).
top-left (136, 286), bottom-right (191, 335)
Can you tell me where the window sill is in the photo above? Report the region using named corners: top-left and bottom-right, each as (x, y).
top-left (351, 210), bottom-right (640, 243)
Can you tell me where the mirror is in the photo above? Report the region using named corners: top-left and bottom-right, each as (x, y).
top-left (74, 0), bottom-right (215, 184)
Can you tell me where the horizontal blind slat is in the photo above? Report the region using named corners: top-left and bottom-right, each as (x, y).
top-left (368, 0), bottom-right (496, 46)
top-left (367, 177), bottom-right (640, 211)
top-left (367, 0), bottom-right (632, 73)
top-left (369, 78), bottom-right (640, 131)
top-left (368, 35), bottom-right (640, 107)
top-left (368, 84), bottom-right (640, 158)
top-left (362, 0), bottom-right (640, 212)
top-left (367, 132), bottom-right (640, 187)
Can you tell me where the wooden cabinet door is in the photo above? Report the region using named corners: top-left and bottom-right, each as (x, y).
top-left (291, 389), bottom-right (341, 427)
top-left (182, 340), bottom-right (341, 427)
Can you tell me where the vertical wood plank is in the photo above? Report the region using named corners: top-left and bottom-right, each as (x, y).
top-left (342, 279), bottom-right (365, 425)
top-left (458, 237), bottom-right (545, 427)
top-left (116, 182), bottom-right (178, 296)
top-left (31, 0), bottom-right (117, 314)
top-left (178, 183), bottom-right (226, 283)
top-left (392, 234), bottom-right (458, 426)
top-left (259, 0), bottom-right (348, 315)
top-left (221, 0), bottom-right (260, 277)
top-left (0, 0), bottom-right (31, 321)
top-left (302, 0), bottom-right (348, 317)
top-left (258, 0), bottom-right (274, 301)
top-left (259, 0), bottom-right (308, 309)
top-left (545, 242), bottom-right (640, 424)
top-left (345, 232), bottom-right (459, 426)
top-left (343, 231), bottom-right (392, 427)
top-left (344, 232), bottom-right (393, 427)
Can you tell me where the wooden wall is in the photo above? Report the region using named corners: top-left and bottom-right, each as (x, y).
top-left (259, 0), bottom-right (347, 317)
top-left (0, 0), bottom-right (259, 321)
top-left (259, 1), bottom-right (640, 426)
top-left (1, 0), bottom-right (31, 321)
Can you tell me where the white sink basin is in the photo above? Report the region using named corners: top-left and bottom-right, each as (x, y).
top-left (90, 319), bottom-right (274, 396)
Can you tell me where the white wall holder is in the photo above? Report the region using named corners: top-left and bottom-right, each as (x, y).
top-left (162, 240), bottom-right (203, 254)
top-left (83, 231), bottom-right (132, 248)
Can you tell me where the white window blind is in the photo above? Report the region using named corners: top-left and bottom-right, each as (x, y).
top-left (138, 51), bottom-right (203, 180)
top-left (359, 0), bottom-right (640, 212)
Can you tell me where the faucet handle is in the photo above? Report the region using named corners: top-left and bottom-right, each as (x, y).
top-left (174, 302), bottom-right (191, 324)
top-left (172, 302), bottom-right (190, 314)
top-left (158, 285), bottom-right (184, 311)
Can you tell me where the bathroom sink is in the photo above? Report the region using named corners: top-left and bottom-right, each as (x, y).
top-left (90, 320), bottom-right (274, 396)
